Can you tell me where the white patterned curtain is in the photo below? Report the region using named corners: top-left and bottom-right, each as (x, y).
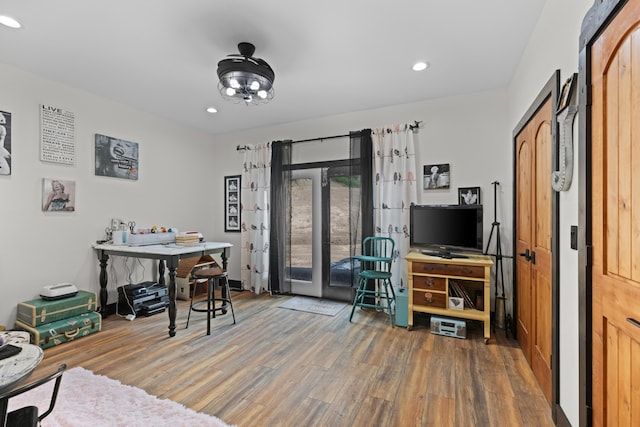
top-left (240, 143), bottom-right (271, 294)
top-left (372, 124), bottom-right (418, 290)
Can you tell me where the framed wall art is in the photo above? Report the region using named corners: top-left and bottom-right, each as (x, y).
top-left (423, 163), bottom-right (450, 189)
top-left (458, 186), bottom-right (481, 205)
top-left (225, 175), bottom-right (241, 232)
top-left (0, 110), bottom-right (12, 175)
top-left (42, 178), bottom-right (76, 212)
top-left (40, 104), bottom-right (75, 165)
top-left (95, 134), bottom-right (139, 180)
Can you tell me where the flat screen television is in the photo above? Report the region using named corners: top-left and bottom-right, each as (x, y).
top-left (410, 204), bottom-right (483, 257)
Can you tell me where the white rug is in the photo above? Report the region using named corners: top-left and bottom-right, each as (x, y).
top-left (278, 296), bottom-right (347, 316)
top-left (7, 367), bottom-right (234, 427)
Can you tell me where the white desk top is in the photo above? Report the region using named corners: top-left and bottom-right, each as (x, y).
top-left (92, 241), bottom-right (232, 256)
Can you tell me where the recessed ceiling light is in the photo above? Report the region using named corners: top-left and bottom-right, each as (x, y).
top-left (206, 107), bottom-right (218, 114)
top-left (412, 61), bottom-right (429, 71)
top-left (0, 15), bottom-right (21, 29)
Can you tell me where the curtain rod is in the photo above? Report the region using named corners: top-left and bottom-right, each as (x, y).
top-left (236, 132), bottom-right (352, 151)
top-left (236, 121), bottom-right (421, 151)
top-left (290, 132), bottom-right (352, 144)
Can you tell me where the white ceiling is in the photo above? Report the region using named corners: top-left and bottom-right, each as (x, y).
top-left (0, 1), bottom-right (546, 137)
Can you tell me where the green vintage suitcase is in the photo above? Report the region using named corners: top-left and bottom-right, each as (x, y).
top-left (15, 311), bottom-right (101, 349)
top-left (16, 290), bottom-right (98, 327)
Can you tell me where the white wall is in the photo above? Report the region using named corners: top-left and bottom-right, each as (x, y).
top-left (507, 0), bottom-right (592, 425)
top-left (210, 90), bottom-right (512, 299)
top-left (0, 58), bottom-right (511, 331)
top-left (0, 62), bottom-right (219, 327)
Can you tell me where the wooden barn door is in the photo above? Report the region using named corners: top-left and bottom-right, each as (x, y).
top-left (515, 96), bottom-right (553, 404)
top-left (591, 0), bottom-right (640, 424)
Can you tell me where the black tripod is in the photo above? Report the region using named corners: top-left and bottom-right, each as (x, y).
top-left (484, 181), bottom-right (511, 337)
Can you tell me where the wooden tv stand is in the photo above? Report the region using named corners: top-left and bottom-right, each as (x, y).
top-left (405, 252), bottom-right (493, 343)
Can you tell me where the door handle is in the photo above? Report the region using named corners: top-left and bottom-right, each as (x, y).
top-left (518, 249), bottom-right (531, 261)
top-left (530, 250), bottom-right (536, 265)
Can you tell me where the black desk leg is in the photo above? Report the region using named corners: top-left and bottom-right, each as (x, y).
top-left (222, 251), bottom-right (228, 270)
top-left (98, 252), bottom-right (109, 317)
top-left (158, 260), bottom-right (165, 286)
top-left (167, 266), bottom-right (177, 337)
top-left (207, 277), bottom-right (213, 335)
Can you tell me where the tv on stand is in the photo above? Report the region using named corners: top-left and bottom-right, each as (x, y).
top-left (409, 204), bottom-right (483, 258)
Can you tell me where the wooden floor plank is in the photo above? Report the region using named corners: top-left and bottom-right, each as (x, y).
top-left (27, 291), bottom-right (554, 426)
top-left (422, 393), bottom-right (456, 427)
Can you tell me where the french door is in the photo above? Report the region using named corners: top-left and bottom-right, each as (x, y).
top-left (287, 163), bottom-right (361, 302)
top-left (590, 0), bottom-right (640, 423)
top-left (515, 95), bottom-right (553, 404)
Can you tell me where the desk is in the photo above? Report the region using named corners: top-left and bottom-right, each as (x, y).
top-left (92, 242), bottom-right (232, 337)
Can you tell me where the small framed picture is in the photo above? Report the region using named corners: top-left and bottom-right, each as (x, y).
top-left (458, 186), bottom-right (481, 205)
top-left (42, 178), bottom-right (76, 212)
top-left (423, 163), bottom-right (450, 189)
top-left (225, 175), bottom-right (241, 232)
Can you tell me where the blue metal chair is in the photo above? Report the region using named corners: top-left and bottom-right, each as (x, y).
top-left (349, 236), bottom-right (396, 327)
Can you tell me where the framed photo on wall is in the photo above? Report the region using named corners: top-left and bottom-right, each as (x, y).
top-left (0, 110), bottom-right (12, 176)
top-left (225, 175), bottom-right (241, 232)
top-left (95, 134), bottom-right (139, 180)
top-left (458, 186), bottom-right (481, 205)
top-left (42, 178), bottom-right (76, 212)
top-left (423, 163), bottom-right (450, 189)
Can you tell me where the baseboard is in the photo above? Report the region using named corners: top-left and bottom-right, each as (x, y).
top-left (555, 403), bottom-right (571, 427)
top-left (101, 303), bottom-right (117, 316)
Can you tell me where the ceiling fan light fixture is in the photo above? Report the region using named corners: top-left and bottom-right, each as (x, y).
top-left (217, 42), bottom-right (275, 105)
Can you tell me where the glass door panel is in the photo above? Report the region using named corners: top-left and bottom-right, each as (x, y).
top-left (322, 166), bottom-right (360, 301)
top-left (328, 175), bottom-right (360, 286)
top-left (290, 177), bottom-right (313, 276)
top-left (287, 170), bottom-right (322, 297)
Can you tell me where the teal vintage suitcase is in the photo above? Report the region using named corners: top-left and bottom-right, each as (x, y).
top-left (16, 290), bottom-right (98, 327)
top-left (15, 311), bottom-right (101, 349)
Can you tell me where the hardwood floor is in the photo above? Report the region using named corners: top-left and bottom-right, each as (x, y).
top-left (33, 291), bottom-right (554, 427)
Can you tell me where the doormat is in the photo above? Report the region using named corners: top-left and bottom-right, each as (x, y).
top-left (278, 296), bottom-right (347, 317)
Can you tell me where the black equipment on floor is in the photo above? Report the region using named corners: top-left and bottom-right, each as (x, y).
top-left (117, 281), bottom-right (169, 317)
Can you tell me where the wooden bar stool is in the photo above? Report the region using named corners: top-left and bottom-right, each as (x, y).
top-left (186, 266), bottom-right (236, 335)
